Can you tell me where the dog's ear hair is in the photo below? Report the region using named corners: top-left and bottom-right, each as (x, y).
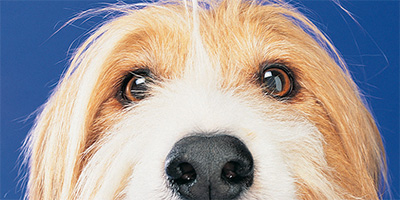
top-left (223, 1), bottom-right (386, 198)
top-left (23, 12), bottom-right (138, 199)
top-left (265, 3), bottom-right (387, 198)
top-left (23, 2), bottom-right (196, 198)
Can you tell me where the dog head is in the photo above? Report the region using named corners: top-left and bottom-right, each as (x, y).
top-left (25, 0), bottom-right (386, 199)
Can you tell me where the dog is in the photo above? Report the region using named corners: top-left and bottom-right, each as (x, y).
top-left (24, 0), bottom-right (386, 199)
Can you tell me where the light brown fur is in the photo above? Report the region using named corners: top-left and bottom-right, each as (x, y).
top-left (25, 0), bottom-right (385, 199)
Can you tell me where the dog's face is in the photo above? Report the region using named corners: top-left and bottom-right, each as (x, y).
top-left (26, 0), bottom-right (385, 199)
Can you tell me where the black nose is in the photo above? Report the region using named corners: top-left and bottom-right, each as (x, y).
top-left (165, 135), bottom-right (254, 200)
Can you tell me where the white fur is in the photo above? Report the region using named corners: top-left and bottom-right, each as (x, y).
top-left (75, 38), bottom-right (332, 199)
top-left (27, 1), bottom-right (352, 199)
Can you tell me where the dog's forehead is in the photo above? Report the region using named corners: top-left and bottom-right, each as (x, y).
top-left (102, 3), bottom-right (312, 83)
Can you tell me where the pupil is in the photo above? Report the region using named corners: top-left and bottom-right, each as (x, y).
top-left (264, 71), bottom-right (283, 92)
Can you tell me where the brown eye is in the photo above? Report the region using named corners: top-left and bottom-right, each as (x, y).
top-left (119, 69), bottom-right (153, 103)
top-left (261, 64), bottom-right (294, 98)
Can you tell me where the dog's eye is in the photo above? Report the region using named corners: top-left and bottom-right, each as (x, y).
top-left (119, 69), bottom-right (153, 103)
top-left (261, 64), bottom-right (294, 98)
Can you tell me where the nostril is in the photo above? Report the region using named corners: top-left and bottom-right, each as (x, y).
top-left (222, 161), bottom-right (253, 185)
top-left (176, 162), bottom-right (196, 184)
top-left (222, 161), bottom-right (238, 180)
top-left (166, 160), bottom-right (197, 185)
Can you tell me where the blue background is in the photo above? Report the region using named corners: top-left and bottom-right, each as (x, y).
top-left (1, 0), bottom-right (398, 199)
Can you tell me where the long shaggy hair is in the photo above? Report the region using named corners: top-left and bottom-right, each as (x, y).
top-left (24, 0), bottom-right (386, 199)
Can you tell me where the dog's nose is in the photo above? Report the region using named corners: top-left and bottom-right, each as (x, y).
top-left (165, 134), bottom-right (254, 200)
